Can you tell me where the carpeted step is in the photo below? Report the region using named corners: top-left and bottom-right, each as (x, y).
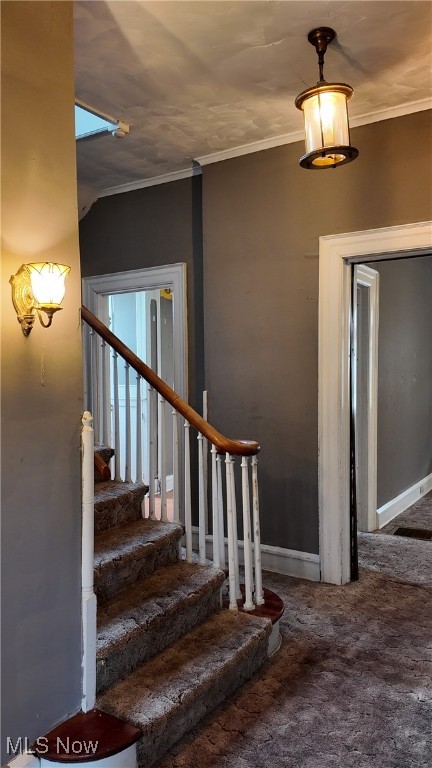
top-left (94, 519), bottom-right (183, 604)
top-left (95, 481), bottom-right (148, 534)
top-left (97, 610), bottom-right (271, 768)
top-left (97, 562), bottom-right (225, 694)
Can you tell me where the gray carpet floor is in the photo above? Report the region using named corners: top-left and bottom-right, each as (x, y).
top-left (157, 495), bottom-right (432, 768)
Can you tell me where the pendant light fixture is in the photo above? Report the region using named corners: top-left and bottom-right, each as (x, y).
top-left (295, 27), bottom-right (358, 169)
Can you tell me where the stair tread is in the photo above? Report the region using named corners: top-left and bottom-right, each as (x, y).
top-left (97, 610), bottom-right (271, 727)
top-left (97, 562), bottom-right (225, 654)
top-left (94, 518), bottom-right (182, 566)
top-left (94, 518), bottom-right (183, 604)
top-left (35, 709), bottom-right (141, 763)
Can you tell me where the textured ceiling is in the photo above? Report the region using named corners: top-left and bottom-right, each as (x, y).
top-left (74, 0), bottom-right (432, 202)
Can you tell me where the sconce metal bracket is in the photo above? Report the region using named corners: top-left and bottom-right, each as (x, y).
top-left (9, 265), bottom-right (36, 336)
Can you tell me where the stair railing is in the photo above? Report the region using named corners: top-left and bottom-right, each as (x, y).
top-left (81, 305), bottom-right (264, 611)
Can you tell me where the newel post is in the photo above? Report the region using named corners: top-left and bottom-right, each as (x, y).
top-left (81, 411), bottom-right (96, 711)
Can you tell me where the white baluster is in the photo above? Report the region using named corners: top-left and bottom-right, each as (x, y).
top-left (203, 391), bottom-right (209, 534)
top-left (160, 397), bottom-right (168, 522)
top-left (211, 446), bottom-right (221, 569)
top-left (252, 455), bottom-right (264, 605)
top-left (124, 363), bottom-right (132, 483)
top-left (172, 410), bottom-right (180, 524)
top-left (225, 453), bottom-right (238, 611)
top-left (230, 456), bottom-right (241, 601)
top-left (148, 385), bottom-right (157, 520)
top-left (198, 432), bottom-right (206, 564)
top-left (184, 420), bottom-right (192, 562)
top-left (217, 454), bottom-right (225, 570)
top-left (81, 411), bottom-right (96, 712)
top-left (82, 325), bottom-right (92, 415)
top-left (112, 351), bottom-right (121, 482)
top-left (241, 457), bottom-right (255, 611)
top-left (136, 375), bottom-right (142, 484)
top-left (100, 340), bottom-right (108, 446)
top-left (90, 330), bottom-right (99, 444)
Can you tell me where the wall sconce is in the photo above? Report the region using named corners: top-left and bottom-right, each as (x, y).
top-left (10, 262), bottom-right (71, 336)
top-left (295, 27), bottom-right (358, 169)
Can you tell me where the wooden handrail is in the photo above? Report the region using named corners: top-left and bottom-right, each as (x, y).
top-left (81, 305), bottom-right (260, 456)
top-left (94, 451), bottom-right (111, 482)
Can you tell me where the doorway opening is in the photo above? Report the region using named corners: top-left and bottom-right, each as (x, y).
top-left (352, 254), bottom-right (432, 584)
top-left (82, 263), bottom-right (187, 518)
top-left (108, 289), bottom-right (174, 489)
top-left (318, 221), bottom-right (432, 585)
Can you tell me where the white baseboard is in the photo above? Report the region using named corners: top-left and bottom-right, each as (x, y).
top-left (40, 744), bottom-right (136, 768)
top-left (377, 471), bottom-right (432, 528)
top-left (6, 753), bottom-right (40, 768)
top-left (191, 528), bottom-right (320, 582)
top-left (5, 740), bottom-right (137, 768)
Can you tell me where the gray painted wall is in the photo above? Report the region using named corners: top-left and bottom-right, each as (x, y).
top-left (80, 110), bottom-right (432, 556)
top-left (201, 110), bottom-right (431, 553)
top-left (373, 256), bottom-right (432, 507)
top-left (1, 3), bottom-right (83, 763)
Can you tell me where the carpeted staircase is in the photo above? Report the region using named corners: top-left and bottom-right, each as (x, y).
top-left (92, 448), bottom-right (272, 768)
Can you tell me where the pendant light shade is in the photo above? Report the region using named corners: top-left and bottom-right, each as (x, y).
top-left (295, 28), bottom-right (358, 169)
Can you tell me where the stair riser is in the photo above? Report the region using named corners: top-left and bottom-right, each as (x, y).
top-left (95, 488), bottom-right (146, 534)
top-left (95, 502), bottom-right (142, 534)
top-left (97, 584), bottom-right (223, 694)
top-left (95, 541), bottom-right (180, 604)
top-left (136, 630), bottom-right (269, 768)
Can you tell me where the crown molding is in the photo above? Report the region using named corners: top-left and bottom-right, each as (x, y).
top-left (98, 98), bottom-right (431, 196)
top-left (196, 98), bottom-right (432, 167)
top-left (99, 165), bottom-right (201, 198)
top-left (195, 129), bottom-right (305, 166)
top-left (350, 97), bottom-right (432, 129)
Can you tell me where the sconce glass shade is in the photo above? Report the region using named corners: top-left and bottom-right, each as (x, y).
top-left (295, 82), bottom-right (358, 169)
top-left (10, 261), bottom-right (71, 335)
top-left (26, 262), bottom-right (71, 307)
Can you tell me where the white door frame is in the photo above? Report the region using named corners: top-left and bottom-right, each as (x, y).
top-left (82, 263), bottom-right (188, 403)
top-left (318, 221), bottom-right (432, 585)
top-left (353, 265), bottom-right (379, 533)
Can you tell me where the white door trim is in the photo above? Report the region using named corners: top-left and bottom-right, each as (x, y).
top-left (353, 265), bottom-right (379, 533)
top-left (82, 263), bottom-right (188, 402)
top-left (318, 221), bottom-right (432, 585)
